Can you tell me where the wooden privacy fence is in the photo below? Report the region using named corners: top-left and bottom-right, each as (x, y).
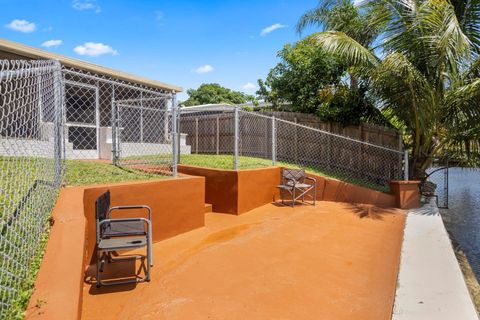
top-left (180, 112), bottom-right (235, 155)
top-left (260, 111), bottom-right (402, 149)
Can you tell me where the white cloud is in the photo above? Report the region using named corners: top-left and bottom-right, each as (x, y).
top-left (72, 0), bottom-right (101, 13)
top-left (42, 39), bottom-right (62, 48)
top-left (5, 19), bottom-right (36, 33)
top-left (193, 64), bottom-right (214, 74)
top-left (241, 82), bottom-right (257, 91)
top-left (155, 10), bottom-right (164, 25)
top-left (260, 23), bottom-right (286, 36)
top-left (74, 42), bottom-right (118, 56)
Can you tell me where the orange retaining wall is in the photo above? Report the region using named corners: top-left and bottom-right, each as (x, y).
top-left (320, 176), bottom-right (396, 207)
top-left (178, 165), bottom-right (239, 214)
top-left (178, 165), bottom-right (397, 214)
top-left (83, 177), bottom-right (205, 265)
top-left (26, 187), bottom-right (87, 320)
top-left (178, 165), bottom-right (282, 214)
top-left (26, 176), bottom-right (205, 320)
top-left (237, 167), bottom-right (281, 213)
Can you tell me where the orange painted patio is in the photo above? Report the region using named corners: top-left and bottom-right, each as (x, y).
top-left (81, 201), bottom-right (405, 320)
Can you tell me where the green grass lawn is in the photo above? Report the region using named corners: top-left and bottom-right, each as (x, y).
top-left (121, 153), bottom-right (387, 192)
top-left (66, 160), bottom-right (164, 186)
top-left (179, 153), bottom-right (326, 172)
top-left (178, 154), bottom-right (387, 192)
top-left (1, 155), bottom-right (387, 213)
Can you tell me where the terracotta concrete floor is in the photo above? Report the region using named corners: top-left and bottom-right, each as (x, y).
top-left (81, 201), bottom-right (406, 320)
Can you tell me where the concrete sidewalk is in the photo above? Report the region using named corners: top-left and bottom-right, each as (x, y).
top-left (393, 201), bottom-right (478, 320)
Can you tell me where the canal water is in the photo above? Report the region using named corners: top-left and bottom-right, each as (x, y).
top-left (439, 167), bottom-right (480, 281)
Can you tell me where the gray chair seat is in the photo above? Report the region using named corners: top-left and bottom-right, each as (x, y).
top-left (103, 220), bottom-right (146, 237)
top-left (98, 236), bottom-right (147, 251)
top-left (278, 183), bottom-right (312, 189)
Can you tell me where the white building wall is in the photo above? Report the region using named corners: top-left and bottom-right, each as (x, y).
top-left (1, 123), bottom-right (191, 160)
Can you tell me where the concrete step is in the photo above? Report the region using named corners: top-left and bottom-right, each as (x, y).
top-left (204, 203), bottom-right (213, 213)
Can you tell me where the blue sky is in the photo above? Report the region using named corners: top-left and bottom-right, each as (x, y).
top-left (0, 0), bottom-right (319, 101)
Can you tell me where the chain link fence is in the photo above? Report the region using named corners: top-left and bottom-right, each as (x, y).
top-left (425, 157), bottom-right (449, 208)
top-left (0, 60), bottom-right (64, 318)
top-left (178, 107), bottom-right (405, 190)
top-left (274, 117), bottom-right (404, 189)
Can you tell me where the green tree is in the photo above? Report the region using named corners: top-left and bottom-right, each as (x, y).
top-left (313, 0), bottom-right (480, 179)
top-left (297, 0), bottom-right (389, 89)
top-left (257, 36), bottom-right (343, 113)
top-left (257, 34), bottom-right (386, 125)
top-left (182, 83), bottom-right (255, 107)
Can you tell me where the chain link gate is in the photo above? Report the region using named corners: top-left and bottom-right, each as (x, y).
top-left (113, 94), bottom-right (176, 175)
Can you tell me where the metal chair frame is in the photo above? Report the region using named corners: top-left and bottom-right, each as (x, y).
top-left (278, 169), bottom-right (317, 207)
top-left (95, 191), bottom-right (153, 287)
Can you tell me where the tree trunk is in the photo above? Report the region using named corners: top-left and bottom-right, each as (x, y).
top-left (350, 73), bottom-right (359, 91)
top-left (410, 134), bottom-right (437, 181)
top-left (411, 155), bottom-right (431, 181)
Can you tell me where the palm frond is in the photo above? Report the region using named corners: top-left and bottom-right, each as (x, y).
top-left (369, 0), bottom-right (418, 50)
top-left (371, 52), bottom-right (434, 132)
top-left (296, 7), bottom-right (328, 34)
top-left (418, 0), bottom-right (472, 72)
top-left (464, 56), bottom-right (480, 78)
top-left (313, 31), bottom-right (379, 67)
top-left (296, 0), bottom-right (339, 34)
top-left (451, 0), bottom-right (480, 53)
top-left (439, 78), bottom-right (480, 164)
top-left (444, 78), bottom-right (480, 120)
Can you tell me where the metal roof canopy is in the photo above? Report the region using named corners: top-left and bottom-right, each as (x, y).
top-left (0, 38), bottom-right (182, 93)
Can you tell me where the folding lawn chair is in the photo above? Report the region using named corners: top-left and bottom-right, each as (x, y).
top-left (95, 190), bottom-right (153, 287)
top-left (277, 168), bottom-right (317, 207)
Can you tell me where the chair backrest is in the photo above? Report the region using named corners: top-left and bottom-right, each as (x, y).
top-left (283, 168), bottom-right (305, 183)
top-left (95, 190), bottom-right (110, 222)
top-left (95, 191), bottom-right (111, 242)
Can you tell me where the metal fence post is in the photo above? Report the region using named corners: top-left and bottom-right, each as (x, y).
top-left (404, 150), bottom-right (409, 181)
top-left (140, 92), bottom-right (144, 143)
top-left (195, 117), bottom-right (199, 154)
top-left (234, 106), bottom-right (239, 170)
top-left (111, 84), bottom-right (118, 166)
top-left (172, 92), bottom-right (178, 177)
top-left (444, 155), bottom-right (449, 208)
top-left (216, 115), bottom-right (220, 155)
top-left (53, 63), bottom-right (63, 187)
top-left (177, 105), bottom-right (181, 164)
top-left (272, 116), bottom-right (276, 166)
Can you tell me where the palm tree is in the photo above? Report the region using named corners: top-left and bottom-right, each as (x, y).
top-left (311, 0), bottom-right (480, 179)
top-left (297, 0), bottom-right (390, 89)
